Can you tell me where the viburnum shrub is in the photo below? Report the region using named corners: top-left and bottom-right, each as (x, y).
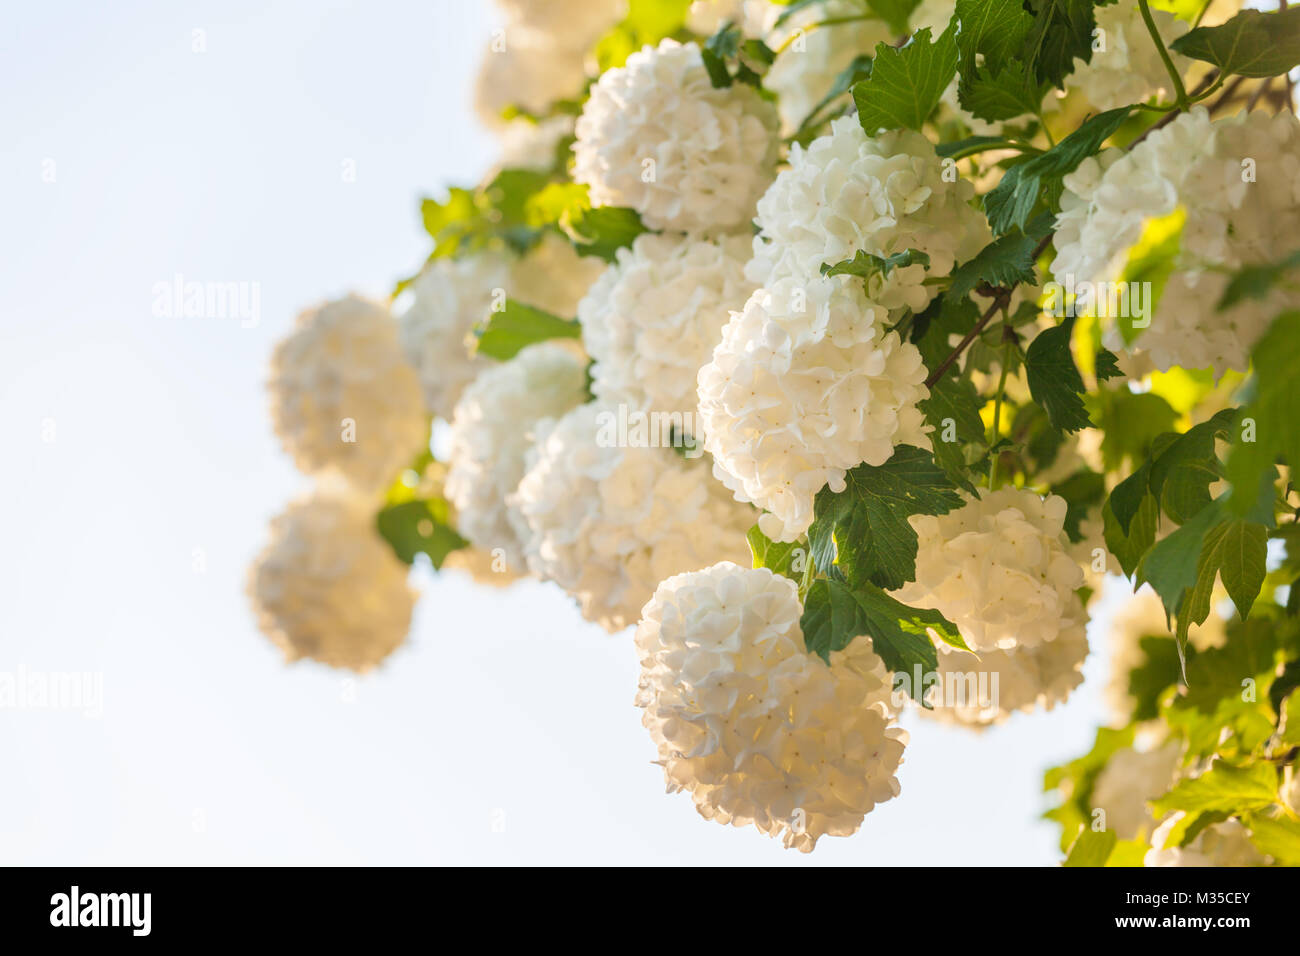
top-left (250, 0), bottom-right (1300, 862)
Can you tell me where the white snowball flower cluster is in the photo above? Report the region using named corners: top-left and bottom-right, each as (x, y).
top-left (512, 402), bottom-right (755, 631)
top-left (635, 563), bottom-right (908, 852)
top-left (248, 488), bottom-right (415, 672)
top-left (269, 294), bottom-right (427, 494)
top-left (1090, 741), bottom-right (1182, 840)
top-left (698, 275), bottom-right (931, 542)
top-left (921, 623), bottom-right (1088, 726)
top-left (1146, 816), bottom-right (1271, 867)
top-left (398, 254), bottom-right (506, 419)
top-left (574, 38), bottom-right (780, 233)
top-left (747, 116), bottom-right (989, 309)
top-left (399, 235), bottom-right (601, 419)
top-left (581, 232), bottom-right (756, 418)
top-left (764, 2), bottom-right (894, 136)
top-left (445, 341), bottom-right (590, 573)
top-left (1065, 3), bottom-right (1189, 111)
top-left (1052, 107), bottom-right (1300, 375)
top-left (893, 488), bottom-right (1087, 652)
top-left (474, 0), bottom-right (623, 128)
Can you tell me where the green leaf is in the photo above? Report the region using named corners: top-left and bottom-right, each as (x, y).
top-left (1138, 502), bottom-right (1224, 621)
top-left (919, 376), bottom-right (984, 493)
top-left (1097, 390), bottom-right (1180, 476)
top-left (376, 499), bottom-right (468, 568)
top-left (1095, 390), bottom-right (1180, 473)
top-left (1094, 348), bottom-right (1121, 382)
top-left (1022, 0), bottom-right (1106, 88)
top-left (1225, 312), bottom-right (1300, 516)
top-left (913, 292), bottom-right (981, 372)
top-left (1177, 616), bottom-right (1287, 715)
top-left (1139, 501), bottom-right (1270, 649)
top-left (524, 180), bottom-right (649, 262)
top-left (1243, 812), bottom-right (1300, 865)
top-left (473, 299), bottom-right (581, 361)
top-left (562, 204), bottom-right (647, 262)
top-left (800, 579), bottom-right (964, 691)
top-left (701, 22), bottom-right (774, 88)
top-left (983, 107), bottom-right (1132, 236)
top-left (746, 525), bottom-right (809, 585)
top-left (1150, 761), bottom-right (1279, 818)
top-left (1127, 634), bottom-right (1185, 722)
top-left (1218, 250), bottom-right (1300, 311)
top-left (1214, 520), bottom-right (1269, 622)
top-left (958, 59), bottom-right (1047, 122)
top-left (1062, 827), bottom-right (1116, 867)
top-left (1146, 408), bottom-right (1235, 525)
top-left (595, 0), bottom-right (692, 71)
top-left (954, 0), bottom-right (1036, 69)
top-left (1170, 7), bottom-right (1300, 79)
top-left (821, 248), bottom-right (930, 287)
top-left (420, 187), bottom-right (479, 255)
top-left (1109, 458), bottom-right (1156, 536)
top-left (868, 0), bottom-right (923, 36)
top-left (1025, 314), bottom-right (1091, 433)
top-left (852, 25), bottom-right (959, 134)
top-left (947, 213), bottom-right (1052, 299)
top-left (806, 445), bottom-right (964, 591)
top-left (952, 0), bottom-right (1044, 123)
top-left (1103, 493), bottom-right (1159, 579)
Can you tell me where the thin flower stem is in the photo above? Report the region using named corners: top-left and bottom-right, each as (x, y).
top-left (774, 15), bottom-right (873, 54)
top-left (1247, 76), bottom-right (1274, 112)
top-left (1139, 0), bottom-right (1189, 110)
top-left (988, 334), bottom-right (1012, 492)
top-left (945, 140), bottom-right (1045, 161)
top-left (924, 292), bottom-right (1004, 388)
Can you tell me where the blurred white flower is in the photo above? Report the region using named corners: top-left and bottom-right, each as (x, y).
top-left (1146, 816), bottom-right (1270, 867)
top-left (269, 294), bottom-right (427, 494)
top-left (397, 254), bottom-right (506, 420)
top-left (248, 487), bottom-right (415, 672)
top-left (1091, 741), bottom-right (1182, 840)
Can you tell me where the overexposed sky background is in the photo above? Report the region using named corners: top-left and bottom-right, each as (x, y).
top-left (1, 0), bottom-right (1132, 865)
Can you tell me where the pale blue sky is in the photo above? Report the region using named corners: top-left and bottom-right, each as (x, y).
top-left (1, 0), bottom-right (1125, 865)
